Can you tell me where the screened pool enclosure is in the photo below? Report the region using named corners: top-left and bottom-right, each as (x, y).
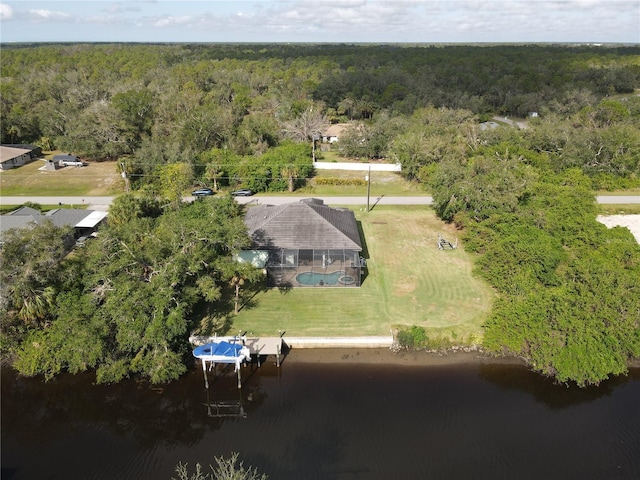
top-left (266, 248), bottom-right (364, 287)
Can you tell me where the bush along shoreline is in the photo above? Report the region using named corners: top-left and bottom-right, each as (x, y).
top-left (393, 325), bottom-right (483, 354)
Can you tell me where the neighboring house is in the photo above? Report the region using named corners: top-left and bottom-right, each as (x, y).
top-left (479, 121), bottom-right (500, 131)
top-left (0, 206), bottom-right (107, 245)
top-left (242, 198), bottom-right (365, 287)
top-left (0, 144), bottom-right (41, 170)
top-left (321, 123), bottom-right (350, 143)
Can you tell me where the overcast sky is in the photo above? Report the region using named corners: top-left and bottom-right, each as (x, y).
top-left (1, 1), bottom-right (638, 44)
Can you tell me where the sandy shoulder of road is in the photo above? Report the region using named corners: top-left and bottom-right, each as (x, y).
top-left (597, 214), bottom-right (640, 243)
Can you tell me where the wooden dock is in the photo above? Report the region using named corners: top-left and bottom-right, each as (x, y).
top-left (244, 337), bottom-right (284, 367)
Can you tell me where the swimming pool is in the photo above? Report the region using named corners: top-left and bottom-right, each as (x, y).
top-left (296, 271), bottom-right (344, 286)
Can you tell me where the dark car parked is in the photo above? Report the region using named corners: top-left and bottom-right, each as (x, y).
top-left (192, 188), bottom-right (214, 196)
top-left (231, 189), bottom-right (254, 196)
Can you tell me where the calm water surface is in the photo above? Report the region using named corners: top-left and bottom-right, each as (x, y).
top-left (2, 353), bottom-right (639, 480)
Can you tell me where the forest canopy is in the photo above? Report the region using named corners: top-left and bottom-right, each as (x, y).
top-left (2, 43), bottom-right (639, 192)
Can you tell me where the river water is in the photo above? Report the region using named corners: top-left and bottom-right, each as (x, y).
top-left (2, 352), bottom-right (639, 480)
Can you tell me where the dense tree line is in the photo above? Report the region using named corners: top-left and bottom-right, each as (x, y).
top-left (428, 134), bottom-right (640, 386)
top-left (1, 196), bottom-right (262, 383)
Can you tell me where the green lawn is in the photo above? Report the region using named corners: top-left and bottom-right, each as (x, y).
top-left (597, 188), bottom-right (640, 196)
top-left (231, 206), bottom-right (494, 341)
top-left (296, 168), bottom-right (426, 197)
top-left (0, 157), bottom-right (124, 196)
top-left (598, 204), bottom-right (640, 215)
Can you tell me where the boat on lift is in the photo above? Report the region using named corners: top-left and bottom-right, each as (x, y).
top-left (193, 340), bottom-right (252, 389)
top-left (192, 340), bottom-right (251, 370)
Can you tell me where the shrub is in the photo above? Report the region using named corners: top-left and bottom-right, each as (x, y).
top-left (173, 452), bottom-right (268, 480)
top-left (315, 177), bottom-right (367, 186)
top-left (396, 326), bottom-right (473, 351)
top-left (397, 325), bottom-right (428, 349)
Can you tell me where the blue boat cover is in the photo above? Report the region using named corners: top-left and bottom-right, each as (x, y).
top-left (193, 341), bottom-right (242, 358)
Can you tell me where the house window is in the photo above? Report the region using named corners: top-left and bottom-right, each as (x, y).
top-left (284, 249), bottom-right (298, 267)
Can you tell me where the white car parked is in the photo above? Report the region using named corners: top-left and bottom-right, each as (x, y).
top-left (61, 159), bottom-right (87, 167)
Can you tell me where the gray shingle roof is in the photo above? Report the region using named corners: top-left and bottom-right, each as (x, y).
top-left (45, 208), bottom-right (95, 228)
top-left (0, 215), bottom-right (44, 235)
top-left (0, 145), bottom-right (32, 163)
top-left (0, 208), bottom-right (103, 240)
top-left (8, 206), bottom-right (41, 216)
top-left (52, 154), bottom-right (80, 162)
top-left (244, 198), bottom-right (362, 250)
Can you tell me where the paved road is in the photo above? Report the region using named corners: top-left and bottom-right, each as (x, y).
top-left (595, 195), bottom-right (640, 204)
top-left (1, 194), bottom-right (638, 209)
top-left (0, 195), bottom-right (435, 209)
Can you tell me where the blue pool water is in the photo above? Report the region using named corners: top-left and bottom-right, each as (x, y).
top-left (296, 271), bottom-right (343, 285)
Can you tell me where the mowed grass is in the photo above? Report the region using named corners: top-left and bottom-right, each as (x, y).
top-left (295, 168), bottom-right (426, 197)
top-left (231, 206), bottom-right (494, 340)
top-left (596, 188), bottom-right (640, 197)
top-left (598, 204), bottom-right (640, 215)
top-left (0, 157), bottom-right (124, 196)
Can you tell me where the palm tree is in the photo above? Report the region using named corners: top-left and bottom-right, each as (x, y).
top-left (280, 164), bottom-right (299, 193)
top-left (229, 272), bottom-right (245, 314)
top-left (205, 162), bottom-right (222, 191)
top-left (17, 286), bottom-right (56, 325)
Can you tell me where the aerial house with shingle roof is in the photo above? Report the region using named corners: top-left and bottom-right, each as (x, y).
top-left (0, 206), bottom-right (107, 246)
top-left (243, 198), bottom-right (365, 287)
top-left (0, 144), bottom-right (41, 170)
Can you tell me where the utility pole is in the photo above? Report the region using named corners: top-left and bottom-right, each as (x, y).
top-left (366, 165), bottom-right (371, 212)
top-left (312, 135), bottom-right (319, 162)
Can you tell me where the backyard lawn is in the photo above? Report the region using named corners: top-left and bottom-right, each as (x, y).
top-left (231, 206), bottom-right (494, 341)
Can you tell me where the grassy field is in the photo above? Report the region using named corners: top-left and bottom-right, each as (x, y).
top-left (598, 204), bottom-right (640, 215)
top-left (231, 206), bottom-right (494, 341)
top-left (0, 157), bottom-right (124, 196)
top-left (597, 188), bottom-right (640, 196)
top-left (296, 168), bottom-right (424, 197)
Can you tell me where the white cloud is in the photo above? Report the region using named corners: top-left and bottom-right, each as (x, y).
top-left (27, 8), bottom-right (70, 21)
top-left (104, 2), bottom-right (142, 14)
top-left (0, 2), bottom-right (13, 20)
top-left (152, 15), bottom-right (193, 27)
top-left (248, 0), bottom-right (424, 35)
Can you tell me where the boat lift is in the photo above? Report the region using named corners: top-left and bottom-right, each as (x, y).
top-left (193, 340), bottom-right (251, 389)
